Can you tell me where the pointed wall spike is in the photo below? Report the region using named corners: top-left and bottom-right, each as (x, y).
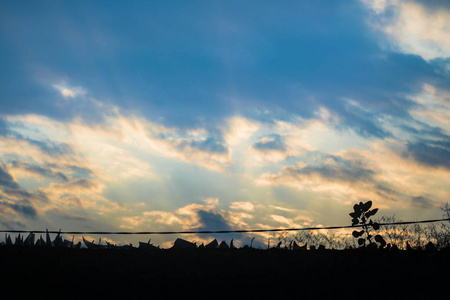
top-left (35, 235), bottom-right (45, 246)
top-left (53, 229), bottom-right (63, 247)
top-left (5, 234), bottom-right (12, 246)
top-left (218, 240), bottom-right (229, 249)
top-left (24, 232), bottom-right (35, 246)
top-left (205, 239), bottom-right (218, 249)
top-left (46, 229), bottom-right (52, 246)
top-left (15, 234), bottom-right (23, 246)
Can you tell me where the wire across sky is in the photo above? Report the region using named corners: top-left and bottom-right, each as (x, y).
top-left (1, 218), bottom-right (449, 236)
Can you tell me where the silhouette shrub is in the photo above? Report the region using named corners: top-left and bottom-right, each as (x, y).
top-left (350, 201), bottom-right (386, 249)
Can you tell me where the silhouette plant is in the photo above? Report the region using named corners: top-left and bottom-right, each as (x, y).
top-left (350, 201), bottom-right (386, 248)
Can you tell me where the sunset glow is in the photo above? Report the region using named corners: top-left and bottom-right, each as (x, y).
top-left (1, 0), bottom-right (450, 247)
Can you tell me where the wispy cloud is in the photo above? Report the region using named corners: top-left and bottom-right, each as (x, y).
top-left (0, 199), bottom-right (37, 219)
top-left (405, 139), bottom-right (450, 169)
top-left (10, 160), bottom-right (69, 182)
top-left (230, 201), bottom-right (255, 212)
top-left (363, 0), bottom-right (450, 60)
top-left (0, 164), bottom-right (44, 229)
top-left (223, 116), bottom-right (260, 147)
top-left (408, 84), bottom-right (450, 131)
top-left (411, 195), bottom-right (435, 209)
top-left (256, 153), bottom-right (381, 196)
top-left (250, 134), bottom-right (288, 163)
top-left (0, 164), bottom-right (48, 203)
top-left (42, 178), bottom-right (121, 213)
top-left (53, 84), bottom-right (86, 98)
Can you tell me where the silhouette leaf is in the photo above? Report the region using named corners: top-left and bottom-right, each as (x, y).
top-left (372, 222), bottom-right (380, 230)
top-left (375, 235), bottom-right (386, 247)
top-left (362, 201), bottom-right (372, 212)
top-left (366, 208), bottom-right (378, 218)
top-left (352, 218), bottom-right (359, 225)
top-left (353, 204), bottom-right (362, 217)
top-left (358, 238), bottom-right (365, 246)
top-left (352, 230), bottom-right (364, 238)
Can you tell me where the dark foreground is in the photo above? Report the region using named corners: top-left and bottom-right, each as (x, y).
top-left (1, 246), bottom-right (449, 298)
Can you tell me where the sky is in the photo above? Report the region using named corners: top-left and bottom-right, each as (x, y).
top-left (1, 0), bottom-right (450, 248)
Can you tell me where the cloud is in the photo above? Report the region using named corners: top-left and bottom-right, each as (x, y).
top-left (262, 154), bottom-right (376, 185)
top-left (5, 114), bottom-right (154, 180)
top-left (65, 178), bottom-right (100, 190)
top-left (68, 165), bottom-right (94, 179)
top-left (121, 198), bottom-right (222, 230)
top-left (249, 134), bottom-right (289, 164)
top-left (46, 208), bottom-right (93, 221)
top-left (0, 135), bottom-right (80, 172)
top-left (0, 220), bottom-right (26, 230)
top-left (0, 96), bottom-right (246, 237)
top-left (0, 165), bottom-right (44, 227)
top-left (269, 205), bottom-right (296, 212)
top-left (376, 83), bottom-right (450, 170)
top-left (42, 177), bottom-right (117, 212)
top-left (0, 0), bottom-right (443, 144)
top-left (252, 134), bottom-right (286, 152)
top-left (27, 140), bottom-right (74, 157)
top-left (0, 164), bottom-right (23, 190)
top-left (189, 204), bottom-right (245, 241)
top-left (338, 99), bottom-right (392, 139)
top-left (66, 109), bottom-right (233, 173)
top-left (405, 139), bottom-right (450, 169)
top-left (163, 135), bottom-right (231, 172)
top-left (121, 198), bottom-right (251, 244)
top-left (226, 211), bottom-right (254, 229)
top-left (223, 116), bottom-right (259, 147)
top-left (0, 119), bottom-right (125, 220)
top-left (10, 160), bottom-right (69, 182)
top-left (0, 164), bottom-right (48, 203)
top-left (246, 111), bottom-right (352, 166)
top-left (270, 215), bottom-right (304, 228)
top-left (119, 197), bottom-right (327, 247)
top-left (256, 149), bottom-right (404, 206)
top-left (0, 199), bottom-right (38, 219)
top-left (53, 84), bottom-right (86, 98)
top-left (411, 195), bottom-right (434, 209)
top-left (175, 137), bottom-right (228, 154)
top-left (408, 84), bottom-right (450, 131)
top-left (0, 126), bottom-right (131, 231)
top-left (0, 119), bottom-right (10, 136)
top-left (414, 0), bottom-right (450, 9)
top-left (196, 210), bottom-right (233, 231)
top-left (363, 0), bottom-right (450, 60)
top-left (230, 201), bottom-right (255, 212)
top-left (142, 211), bottom-right (182, 226)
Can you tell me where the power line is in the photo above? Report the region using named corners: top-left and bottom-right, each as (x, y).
top-left (1, 218), bottom-right (449, 236)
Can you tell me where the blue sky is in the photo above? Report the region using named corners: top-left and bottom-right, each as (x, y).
top-left (1, 0), bottom-right (450, 247)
